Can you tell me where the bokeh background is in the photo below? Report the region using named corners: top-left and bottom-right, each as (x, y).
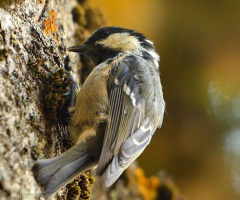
top-left (90, 1), bottom-right (240, 199)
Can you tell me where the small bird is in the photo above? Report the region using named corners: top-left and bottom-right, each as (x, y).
top-left (33, 26), bottom-right (165, 198)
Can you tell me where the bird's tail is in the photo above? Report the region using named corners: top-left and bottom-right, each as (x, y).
top-left (32, 142), bottom-right (96, 198)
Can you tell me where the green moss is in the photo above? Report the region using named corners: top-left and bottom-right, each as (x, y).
top-left (32, 138), bottom-right (47, 159)
top-left (66, 172), bottom-right (95, 200)
top-left (28, 58), bottom-right (47, 80)
top-left (67, 181), bottom-right (81, 200)
top-left (28, 59), bottom-right (72, 111)
top-left (44, 68), bottom-right (72, 110)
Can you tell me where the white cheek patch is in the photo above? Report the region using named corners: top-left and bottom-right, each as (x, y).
top-left (97, 33), bottom-right (141, 51)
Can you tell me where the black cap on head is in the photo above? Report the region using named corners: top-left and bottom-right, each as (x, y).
top-left (85, 27), bottom-right (152, 47)
top-left (68, 26), bottom-right (157, 66)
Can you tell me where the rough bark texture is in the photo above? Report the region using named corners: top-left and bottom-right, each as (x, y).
top-left (0, 1), bottom-right (184, 200)
top-left (0, 0), bottom-right (103, 199)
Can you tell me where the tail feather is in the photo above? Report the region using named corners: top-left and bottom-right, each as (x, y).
top-left (32, 143), bottom-right (96, 198)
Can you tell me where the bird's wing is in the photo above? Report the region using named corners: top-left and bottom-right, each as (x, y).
top-left (96, 56), bottom-right (153, 186)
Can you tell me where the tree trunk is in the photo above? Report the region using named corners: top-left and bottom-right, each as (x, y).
top-left (0, 0), bottom-right (104, 199)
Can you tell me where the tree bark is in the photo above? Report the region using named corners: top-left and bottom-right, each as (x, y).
top-left (0, 0), bottom-right (104, 199)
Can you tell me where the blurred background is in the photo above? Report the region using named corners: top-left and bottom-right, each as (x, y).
top-left (90, 1), bottom-right (240, 199)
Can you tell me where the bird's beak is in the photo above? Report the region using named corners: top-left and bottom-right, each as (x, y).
top-left (67, 44), bottom-right (88, 53)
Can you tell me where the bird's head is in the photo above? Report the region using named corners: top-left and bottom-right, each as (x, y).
top-left (68, 26), bottom-right (159, 66)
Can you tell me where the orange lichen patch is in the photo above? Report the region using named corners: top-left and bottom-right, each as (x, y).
top-left (44, 10), bottom-right (58, 42)
top-left (38, 0), bottom-right (45, 3)
top-left (135, 168), bottom-right (160, 200)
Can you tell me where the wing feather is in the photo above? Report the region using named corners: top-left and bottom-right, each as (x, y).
top-left (105, 118), bottom-right (152, 186)
top-left (97, 87), bottom-right (123, 175)
top-left (97, 56), bottom-right (154, 184)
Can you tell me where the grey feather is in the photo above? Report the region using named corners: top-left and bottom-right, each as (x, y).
top-left (96, 87), bottom-right (124, 175)
top-left (33, 142), bottom-right (96, 198)
top-left (98, 55), bottom-right (164, 187)
top-left (97, 60), bottom-right (142, 176)
top-left (105, 118), bottom-right (152, 186)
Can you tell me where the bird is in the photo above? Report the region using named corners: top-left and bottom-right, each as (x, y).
top-left (32, 26), bottom-right (165, 198)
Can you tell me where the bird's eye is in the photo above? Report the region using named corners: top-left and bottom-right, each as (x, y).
top-left (100, 30), bottom-right (108, 38)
